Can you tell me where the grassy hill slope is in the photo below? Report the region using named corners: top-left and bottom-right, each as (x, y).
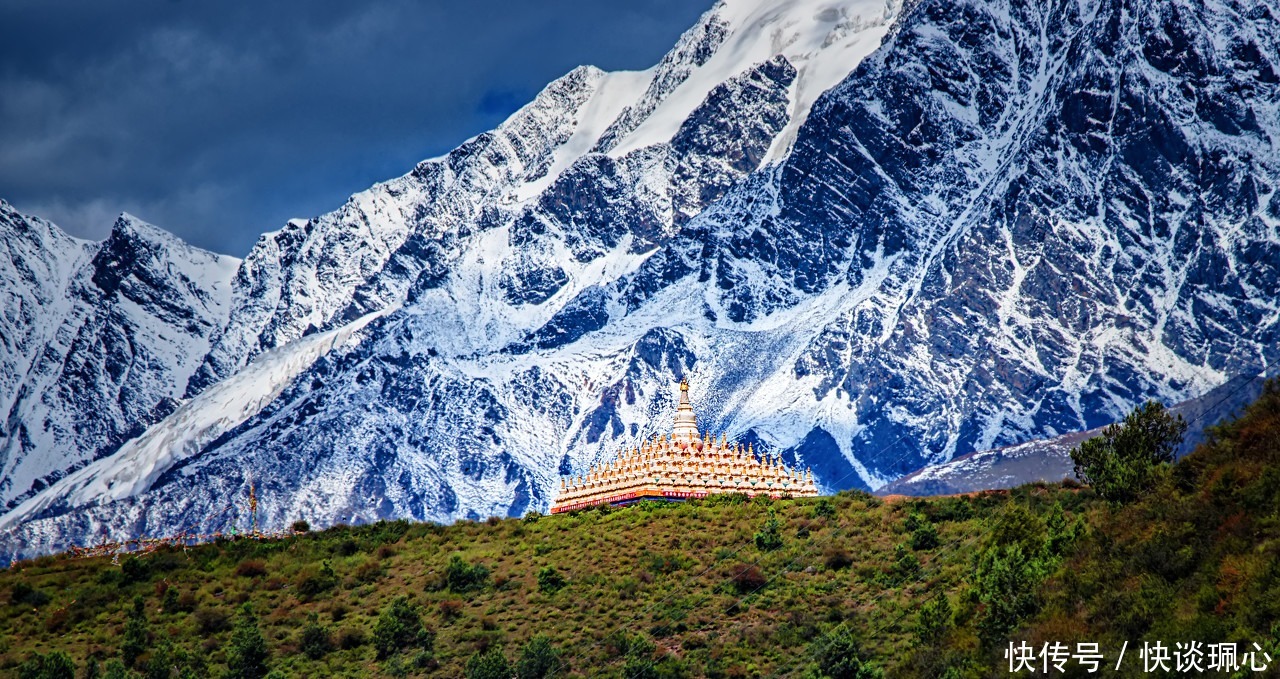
top-left (1, 381), bottom-right (1277, 678)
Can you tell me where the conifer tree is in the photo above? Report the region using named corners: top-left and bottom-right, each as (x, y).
top-left (754, 508), bottom-right (784, 551)
top-left (515, 636), bottom-right (561, 679)
top-left (224, 604), bottom-right (269, 679)
top-left (16, 651), bottom-right (76, 679)
top-left (464, 647), bottom-right (511, 679)
top-left (102, 660), bottom-right (131, 679)
top-left (1070, 400), bottom-right (1187, 502)
top-left (121, 595), bottom-right (149, 669)
top-left (372, 596), bottom-right (433, 660)
top-left (809, 626), bottom-right (882, 679)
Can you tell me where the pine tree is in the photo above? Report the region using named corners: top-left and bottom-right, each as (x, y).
top-left (16, 651), bottom-right (76, 679)
top-left (224, 604), bottom-right (269, 679)
top-left (973, 544), bottom-right (1042, 648)
top-left (515, 636), bottom-right (561, 679)
top-left (102, 660), bottom-right (131, 679)
top-left (464, 647), bottom-right (511, 679)
top-left (754, 508), bottom-right (784, 551)
top-left (1070, 400), bottom-right (1187, 502)
top-left (121, 595), bottom-right (149, 669)
top-left (810, 626), bottom-right (883, 679)
top-left (299, 612), bottom-right (333, 660)
top-left (372, 596), bottom-right (433, 660)
top-left (914, 596), bottom-right (953, 645)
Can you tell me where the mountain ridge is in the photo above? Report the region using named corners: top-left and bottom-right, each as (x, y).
top-left (2, 0), bottom-right (1278, 560)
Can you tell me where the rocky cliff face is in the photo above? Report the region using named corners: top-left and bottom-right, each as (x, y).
top-left (2, 0), bottom-right (1277, 560)
top-left (0, 203), bottom-right (238, 510)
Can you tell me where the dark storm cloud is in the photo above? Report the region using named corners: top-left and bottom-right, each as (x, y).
top-left (0, 0), bottom-right (711, 255)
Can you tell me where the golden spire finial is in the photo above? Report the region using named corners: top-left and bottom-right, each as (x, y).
top-left (680, 377), bottom-right (689, 392)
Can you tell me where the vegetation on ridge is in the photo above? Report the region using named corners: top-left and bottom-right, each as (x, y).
top-left (1, 381), bottom-right (1278, 678)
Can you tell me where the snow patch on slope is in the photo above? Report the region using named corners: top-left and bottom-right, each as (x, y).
top-left (609, 0), bottom-right (901, 161)
top-left (0, 306), bottom-right (392, 530)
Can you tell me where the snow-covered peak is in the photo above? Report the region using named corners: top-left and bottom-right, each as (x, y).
top-left (109, 211), bottom-right (171, 242)
top-left (606, 0), bottom-right (902, 160)
top-left (0, 201), bottom-right (241, 512)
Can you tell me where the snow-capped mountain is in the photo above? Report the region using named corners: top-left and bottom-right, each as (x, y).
top-left (0, 202), bottom-right (239, 511)
top-left (878, 373), bottom-right (1274, 497)
top-left (2, 0), bottom-right (1279, 559)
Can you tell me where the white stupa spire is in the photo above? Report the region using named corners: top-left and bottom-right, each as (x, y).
top-left (672, 378), bottom-right (698, 439)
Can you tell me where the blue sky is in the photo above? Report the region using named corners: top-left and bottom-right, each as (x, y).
top-left (0, 1), bottom-right (712, 256)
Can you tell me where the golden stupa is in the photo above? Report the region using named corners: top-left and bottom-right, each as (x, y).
top-left (550, 379), bottom-right (819, 513)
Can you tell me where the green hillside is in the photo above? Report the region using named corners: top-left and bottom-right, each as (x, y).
top-left (2, 381), bottom-right (1277, 678)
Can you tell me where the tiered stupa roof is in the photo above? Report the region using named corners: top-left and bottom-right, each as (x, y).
top-left (550, 379), bottom-right (818, 513)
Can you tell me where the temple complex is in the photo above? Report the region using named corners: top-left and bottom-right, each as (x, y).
top-left (550, 379), bottom-right (819, 513)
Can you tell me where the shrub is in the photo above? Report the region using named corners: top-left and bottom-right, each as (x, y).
top-left (372, 595), bottom-right (433, 660)
top-left (810, 498), bottom-right (837, 519)
top-left (730, 564), bottom-right (768, 594)
top-left (295, 561), bottom-right (337, 597)
top-left (824, 546), bottom-right (854, 571)
top-left (1044, 502), bottom-right (1077, 557)
top-left (904, 510), bottom-right (929, 533)
top-left (102, 660), bottom-right (131, 679)
top-left (605, 630), bottom-right (655, 660)
top-left (910, 523), bottom-right (939, 551)
top-left (643, 552), bottom-right (692, 575)
top-left (177, 590), bottom-right (198, 614)
top-left (225, 603), bottom-right (270, 679)
top-left (16, 650), bottom-right (76, 679)
top-left (465, 647), bottom-right (512, 679)
top-left (1070, 400), bottom-right (1187, 503)
top-left (43, 606), bottom-right (69, 633)
top-left (352, 558), bottom-right (384, 584)
top-left (537, 566), bottom-right (567, 594)
top-left (929, 497), bottom-right (974, 522)
top-left (438, 598), bottom-right (464, 622)
top-left (622, 656), bottom-right (659, 679)
top-left (706, 493), bottom-right (748, 506)
top-left (121, 556), bottom-right (151, 585)
top-left (892, 544), bottom-right (920, 581)
top-left (446, 555), bottom-right (490, 593)
top-left (194, 607), bottom-right (229, 635)
top-left (9, 581), bottom-right (51, 607)
top-left (235, 560), bottom-right (267, 578)
top-left (336, 627), bottom-right (366, 650)
top-left (754, 509), bottom-right (784, 551)
top-left (334, 539), bottom-right (360, 557)
top-left (515, 635), bottom-right (561, 679)
top-left (299, 614), bottom-right (333, 660)
top-left (522, 511), bottom-right (542, 523)
top-left (810, 626), bottom-right (882, 679)
top-left (290, 520), bottom-right (310, 533)
top-left (145, 642), bottom-right (206, 679)
top-left (160, 586), bottom-right (179, 613)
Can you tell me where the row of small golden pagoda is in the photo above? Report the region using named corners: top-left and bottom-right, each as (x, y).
top-left (550, 380), bottom-right (818, 513)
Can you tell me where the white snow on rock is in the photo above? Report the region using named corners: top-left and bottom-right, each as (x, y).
top-left (0, 306), bottom-right (392, 530)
